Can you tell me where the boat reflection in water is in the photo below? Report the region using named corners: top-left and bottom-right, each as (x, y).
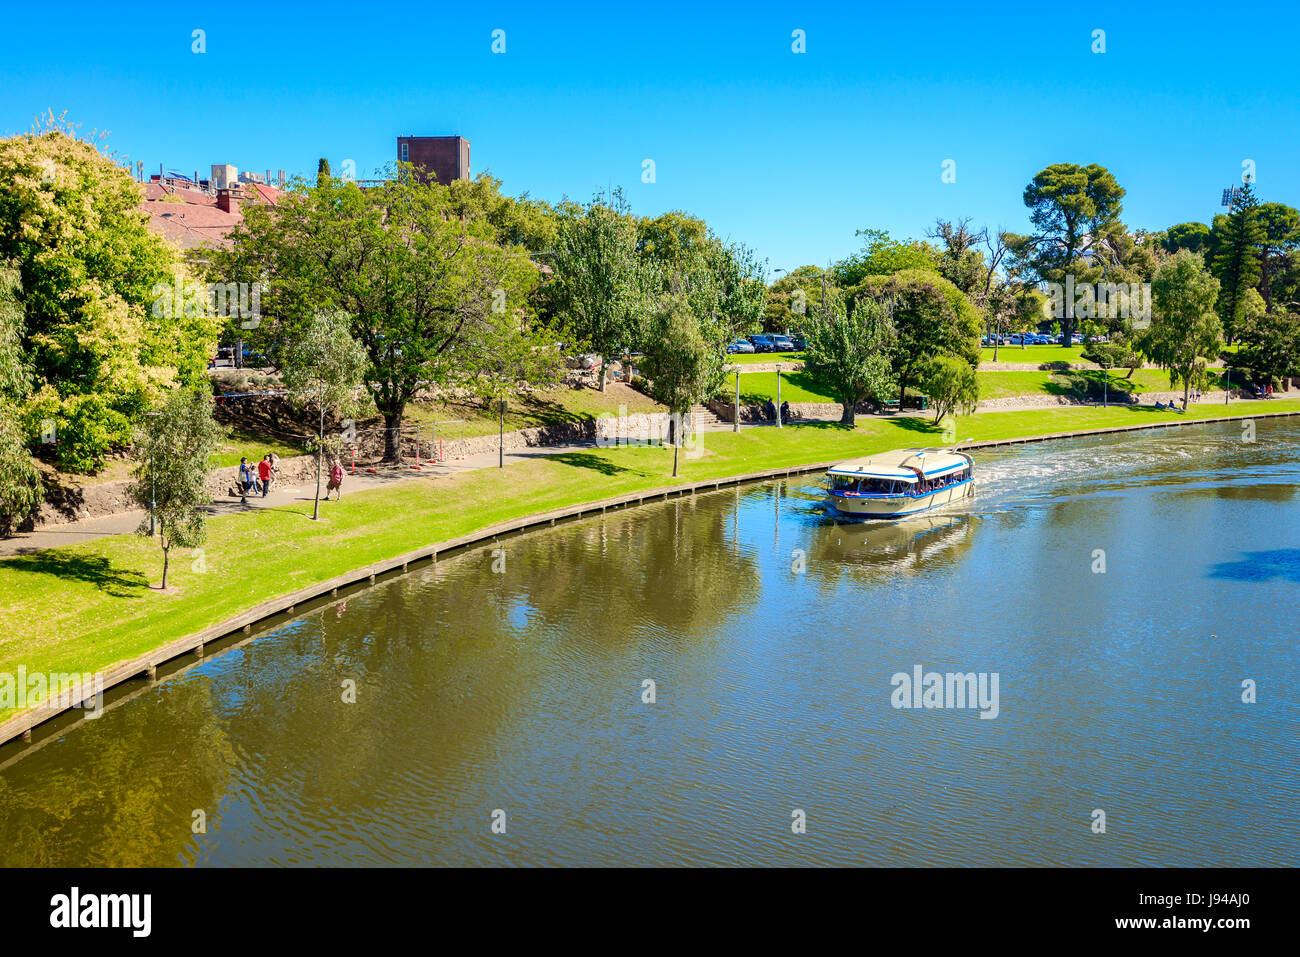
top-left (827, 512), bottom-right (975, 572)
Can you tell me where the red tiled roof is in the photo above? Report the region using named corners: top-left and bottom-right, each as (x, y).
top-left (139, 180), bottom-right (284, 251)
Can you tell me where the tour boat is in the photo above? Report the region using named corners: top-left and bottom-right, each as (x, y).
top-left (825, 447), bottom-right (974, 519)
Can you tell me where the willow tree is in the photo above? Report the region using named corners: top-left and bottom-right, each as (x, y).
top-left (212, 164), bottom-right (542, 462)
top-left (130, 388), bottom-right (224, 590)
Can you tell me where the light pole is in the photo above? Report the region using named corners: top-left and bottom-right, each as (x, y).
top-left (145, 411), bottom-right (160, 536)
top-left (733, 368), bottom-right (740, 433)
top-left (775, 362), bottom-right (783, 427)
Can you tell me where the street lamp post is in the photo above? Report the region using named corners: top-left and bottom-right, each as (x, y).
top-left (775, 362), bottom-right (783, 427)
top-left (733, 369), bottom-right (740, 433)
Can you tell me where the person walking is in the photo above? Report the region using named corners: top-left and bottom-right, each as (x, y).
top-left (257, 455), bottom-right (273, 498)
top-left (238, 457), bottom-right (255, 504)
top-left (326, 459), bottom-right (344, 502)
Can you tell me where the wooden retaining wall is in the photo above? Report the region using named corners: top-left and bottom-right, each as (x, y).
top-left (1, 407), bottom-right (1296, 751)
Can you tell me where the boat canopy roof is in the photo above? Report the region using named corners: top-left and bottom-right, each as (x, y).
top-left (827, 448), bottom-right (971, 483)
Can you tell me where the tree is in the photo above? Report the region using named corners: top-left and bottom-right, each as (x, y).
top-left (1009, 163), bottom-right (1127, 345)
top-left (467, 310), bottom-right (565, 468)
top-left (1083, 339), bottom-right (1142, 380)
top-left (0, 262), bottom-right (41, 534)
top-left (212, 164), bottom-right (542, 462)
top-left (848, 269), bottom-right (981, 407)
top-left (1255, 202), bottom-right (1300, 312)
top-left (763, 265), bottom-right (826, 331)
top-left (801, 288), bottom-right (897, 425)
top-left (639, 294), bottom-right (713, 477)
top-left (919, 355), bottom-right (979, 425)
top-left (1235, 291), bottom-right (1300, 386)
top-left (280, 309), bottom-right (370, 520)
top-left (0, 118), bottom-right (218, 471)
top-left (1210, 182), bottom-right (1264, 339)
top-left (129, 388), bottom-right (224, 590)
top-left (928, 219), bottom-right (987, 296)
top-left (833, 229), bottom-right (940, 287)
top-left (1162, 222), bottom-right (1211, 255)
top-left (549, 189), bottom-right (656, 392)
top-left (1144, 251), bottom-right (1223, 407)
top-left (316, 158), bottom-right (330, 189)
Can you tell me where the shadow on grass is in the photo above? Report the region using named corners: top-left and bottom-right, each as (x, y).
top-left (550, 452), bottom-right (637, 476)
top-left (885, 417), bottom-right (945, 435)
top-left (1208, 549), bottom-right (1300, 583)
top-left (1, 551), bottom-right (149, 597)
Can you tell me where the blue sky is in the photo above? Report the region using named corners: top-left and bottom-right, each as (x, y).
top-left (3, 0), bottom-right (1298, 272)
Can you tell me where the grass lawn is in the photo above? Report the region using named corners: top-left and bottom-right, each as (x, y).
top-left (2, 397), bottom-right (1298, 724)
top-left (400, 386), bottom-right (663, 441)
top-left (730, 351), bottom-right (805, 364)
top-left (728, 369), bottom-right (838, 403)
top-left (212, 428), bottom-right (310, 468)
top-left (981, 345), bottom-right (1085, 365)
top-left (976, 369), bottom-right (1232, 401)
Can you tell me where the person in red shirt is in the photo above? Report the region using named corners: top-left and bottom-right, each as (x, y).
top-left (257, 455), bottom-right (273, 497)
top-left (326, 460), bottom-right (344, 501)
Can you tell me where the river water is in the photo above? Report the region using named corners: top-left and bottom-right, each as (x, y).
top-left (1, 419), bottom-right (1297, 866)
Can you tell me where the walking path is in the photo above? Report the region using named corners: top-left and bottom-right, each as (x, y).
top-left (0, 416), bottom-right (756, 558)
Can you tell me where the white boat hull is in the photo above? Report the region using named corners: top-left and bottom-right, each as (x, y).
top-left (826, 479), bottom-right (975, 519)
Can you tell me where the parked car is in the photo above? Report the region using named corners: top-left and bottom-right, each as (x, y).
top-left (770, 335), bottom-right (796, 352)
top-left (747, 334), bottom-right (776, 353)
top-left (726, 338), bottom-right (756, 354)
top-left (789, 333), bottom-right (806, 351)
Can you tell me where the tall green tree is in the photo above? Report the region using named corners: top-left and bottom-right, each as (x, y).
top-left (1009, 163), bottom-right (1127, 345)
top-left (1210, 182), bottom-right (1264, 338)
top-left (1234, 290), bottom-right (1300, 386)
top-left (549, 189), bottom-right (656, 392)
top-left (1145, 251), bottom-right (1223, 407)
top-left (1255, 202), bottom-right (1300, 312)
top-left (316, 157), bottom-right (331, 188)
top-left (280, 309), bottom-right (370, 519)
top-left (801, 287), bottom-right (897, 425)
top-left (639, 294), bottom-right (713, 477)
top-left (0, 119), bottom-right (217, 471)
top-left (212, 164), bottom-right (542, 462)
top-left (848, 269), bottom-right (981, 408)
top-left (130, 387), bottom-right (224, 590)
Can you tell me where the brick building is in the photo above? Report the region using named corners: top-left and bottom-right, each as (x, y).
top-left (397, 135), bottom-right (470, 185)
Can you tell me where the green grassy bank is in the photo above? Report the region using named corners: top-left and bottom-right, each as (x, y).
top-left (2, 398), bottom-right (1298, 723)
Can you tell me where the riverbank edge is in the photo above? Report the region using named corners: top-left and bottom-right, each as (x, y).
top-left (2, 406), bottom-right (1297, 750)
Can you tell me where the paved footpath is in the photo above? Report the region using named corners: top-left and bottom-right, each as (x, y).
top-left (0, 417), bottom-right (771, 558)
